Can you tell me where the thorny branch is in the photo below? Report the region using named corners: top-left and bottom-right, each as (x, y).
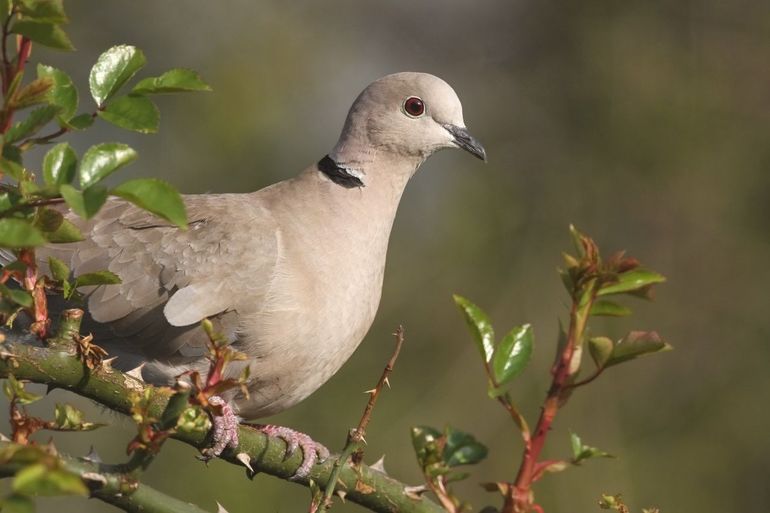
top-left (0, 329), bottom-right (442, 513)
top-left (313, 325), bottom-right (406, 513)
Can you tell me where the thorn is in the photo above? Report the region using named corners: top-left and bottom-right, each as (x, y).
top-left (82, 472), bottom-right (107, 485)
top-left (383, 377), bottom-right (391, 389)
top-left (336, 490), bottom-right (347, 503)
top-left (370, 455), bottom-right (387, 474)
top-left (363, 389), bottom-right (377, 395)
top-left (235, 452), bottom-right (254, 473)
top-left (404, 485), bottom-right (428, 500)
top-left (45, 439), bottom-right (58, 456)
top-left (82, 446), bottom-right (102, 463)
top-left (216, 502), bottom-right (230, 513)
top-left (101, 356), bottom-right (118, 369)
top-left (126, 363), bottom-right (145, 381)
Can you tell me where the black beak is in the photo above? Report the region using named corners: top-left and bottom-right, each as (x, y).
top-left (443, 124), bottom-right (487, 162)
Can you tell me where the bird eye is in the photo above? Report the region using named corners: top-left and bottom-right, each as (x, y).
top-left (403, 96), bottom-right (425, 117)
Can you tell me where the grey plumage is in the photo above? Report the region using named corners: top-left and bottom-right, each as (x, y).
top-left (34, 72), bottom-right (486, 419)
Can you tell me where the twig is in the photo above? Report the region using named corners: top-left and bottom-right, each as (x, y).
top-left (496, 393), bottom-right (530, 443)
top-left (563, 367), bottom-right (605, 390)
top-left (19, 111), bottom-right (99, 149)
top-left (315, 325), bottom-right (406, 513)
top-left (0, 333), bottom-right (442, 513)
top-left (505, 287), bottom-right (596, 513)
top-left (1, 7), bottom-right (14, 92)
top-left (352, 324), bottom-right (405, 463)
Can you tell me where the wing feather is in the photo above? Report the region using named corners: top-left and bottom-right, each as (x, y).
top-left (37, 193), bottom-right (278, 360)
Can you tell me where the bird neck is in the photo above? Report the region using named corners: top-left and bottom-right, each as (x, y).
top-left (317, 155), bottom-right (364, 188)
top-left (324, 148), bottom-right (423, 193)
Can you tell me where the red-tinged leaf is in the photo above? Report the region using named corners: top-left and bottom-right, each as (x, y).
top-left (588, 336), bottom-right (613, 369)
top-left (598, 268), bottom-right (666, 297)
top-left (605, 331), bottom-right (672, 368)
top-left (590, 299), bottom-right (631, 317)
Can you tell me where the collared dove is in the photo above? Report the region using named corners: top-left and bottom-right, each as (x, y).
top-left (36, 72), bottom-right (486, 475)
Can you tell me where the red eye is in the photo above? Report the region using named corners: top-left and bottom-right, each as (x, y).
top-left (403, 96), bottom-right (425, 117)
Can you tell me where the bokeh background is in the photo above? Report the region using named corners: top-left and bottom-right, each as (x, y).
top-left (3, 1), bottom-right (769, 512)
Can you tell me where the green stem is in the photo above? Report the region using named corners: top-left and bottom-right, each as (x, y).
top-left (48, 308), bottom-right (83, 349)
top-left (318, 433), bottom-right (365, 512)
top-left (0, 441), bottom-right (212, 513)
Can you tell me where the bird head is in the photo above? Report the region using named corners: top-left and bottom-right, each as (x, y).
top-left (331, 72), bottom-right (486, 167)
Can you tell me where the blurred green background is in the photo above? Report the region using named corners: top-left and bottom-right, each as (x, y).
top-left (3, 1), bottom-right (770, 512)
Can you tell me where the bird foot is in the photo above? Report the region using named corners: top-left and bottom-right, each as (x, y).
top-left (248, 424), bottom-right (329, 479)
top-left (199, 396), bottom-right (240, 460)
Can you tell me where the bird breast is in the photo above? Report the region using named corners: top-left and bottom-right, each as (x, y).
top-left (232, 172), bottom-right (397, 418)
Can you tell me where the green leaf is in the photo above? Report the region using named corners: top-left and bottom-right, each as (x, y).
top-left (42, 142), bottom-right (77, 186)
top-left (37, 64), bottom-right (78, 121)
top-left (443, 426), bottom-right (488, 467)
top-left (45, 218), bottom-right (83, 243)
top-left (0, 494), bottom-right (35, 513)
top-left (19, 180), bottom-right (41, 196)
top-left (17, 0), bottom-right (68, 23)
top-left (48, 256), bottom-right (69, 282)
top-left (159, 389), bottom-right (192, 430)
top-left (570, 432), bottom-right (582, 459)
top-left (78, 142), bottom-right (137, 188)
top-left (5, 105), bottom-right (60, 143)
top-left (60, 112), bottom-right (94, 131)
top-left (112, 178), bottom-right (187, 228)
top-left (569, 432), bottom-right (614, 464)
top-left (491, 324), bottom-right (533, 389)
top-left (0, 283), bottom-right (33, 307)
top-left (13, 464), bottom-right (88, 496)
top-left (558, 267), bottom-right (574, 294)
top-left (60, 184), bottom-right (107, 219)
top-left (98, 94), bottom-right (159, 133)
top-left (33, 207), bottom-right (63, 232)
top-left (411, 425), bottom-right (443, 469)
top-left (3, 138), bottom-right (22, 159)
top-left (11, 76), bottom-right (53, 109)
top-left (569, 224), bottom-right (586, 258)
top-left (552, 319), bottom-right (568, 367)
top-left (605, 331), bottom-right (672, 368)
top-left (539, 460), bottom-right (570, 475)
top-left (73, 270), bottom-right (121, 288)
top-left (10, 20), bottom-right (74, 51)
top-left (89, 45), bottom-right (146, 105)
top-left (0, 219), bottom-right (46, 247)
top-left (598, 268), bottom-right (666, 297)
top-left (0, 190), bottom-right (21, 213)
top-left (0, 0), bottom-right (10, 24)
top-left (132, 68), bottom-right (212, 94)
top-left (2, 375), bottom-right (42, 404)
top-left (53, 403), bottom-right (105, 431)
top-left (589, 299), bottom-right (632, 317)
top-left (588, 336), bottom-right (613, 369)
top-left (453, 294), bottom-right (495, 363)
top-left (0, 157), bottom-right (25, 180)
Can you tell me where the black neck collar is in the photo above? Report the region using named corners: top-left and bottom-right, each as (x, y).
top-left (317, 155), bottom-right (364, 189)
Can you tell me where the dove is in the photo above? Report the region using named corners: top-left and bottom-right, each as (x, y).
top-left (34, 72), bottom-right (486, 476)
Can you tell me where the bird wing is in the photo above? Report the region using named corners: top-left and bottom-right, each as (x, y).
top-left (40, 193), bottom-right (279, 359)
